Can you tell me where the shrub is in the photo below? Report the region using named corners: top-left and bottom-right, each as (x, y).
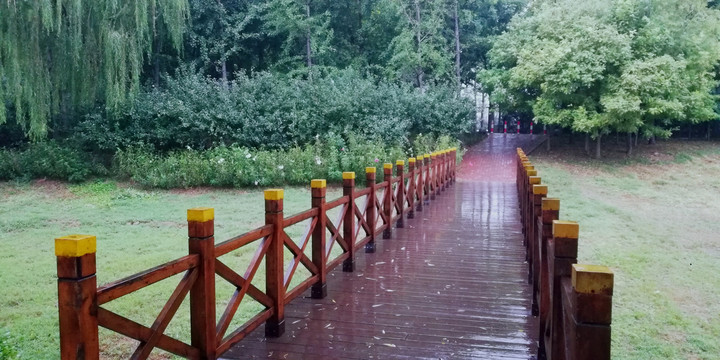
top-left (77, 69), bottom-right (475, 152)
top-left (0, 142), bottom-right (105, 182)
top-left (112, 135), bottom-right (445, 189)
top-left (0, 329), bottom-right (17, 360)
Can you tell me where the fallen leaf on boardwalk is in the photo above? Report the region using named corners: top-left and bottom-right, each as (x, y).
top-left (372, 304), bottom-right (383, 307)
top-left (383, 344), bottom-right (396, 348)
top-left (427, 263), bottom-right (435, 267)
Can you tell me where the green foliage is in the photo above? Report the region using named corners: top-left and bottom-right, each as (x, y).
top-left (113, 135), bottom-right (419, 188)
top-left (0, 142), bottom-right (105, 182)
top-left (0, 329), bottom-right (18, 360)
top-left (77, 69), bottom-right (474, 152)
top-left (0, 0), bottom-right (189, 139)
top-left (483, 0), bottom-right (720, 140)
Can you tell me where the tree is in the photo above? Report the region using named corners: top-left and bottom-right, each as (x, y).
top-left (386, 0), bottom-right (453, 90)
top-left (482, 0), bottom-right (720, 157)
top-left (186, 0), bottom-right (265, 85)
top-left (0, 1), bottom-right (189, 140)
top-left (262, 0), bottom-right (334, 75)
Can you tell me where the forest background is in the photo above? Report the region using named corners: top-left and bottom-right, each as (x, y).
top-left (1, 0), bottom-right (719, 184)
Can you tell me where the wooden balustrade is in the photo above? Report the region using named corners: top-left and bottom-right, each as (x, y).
top-left (516, 148), bottom-right (614, 360)
top-left (56, 148), bottom-right (458, 360)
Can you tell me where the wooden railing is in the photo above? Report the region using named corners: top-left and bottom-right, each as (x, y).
top-left (516, 148), bottom-right (614, 360)
top-left (54, 148), bottom-right (458, 360)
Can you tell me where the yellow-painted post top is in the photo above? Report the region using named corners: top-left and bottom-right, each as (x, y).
top-left (529, 176), bottom-right (541, 185)
top-left (396, 160), bottom-right (405, 166)
top-left (55, 235), bottom-right (97, 257)
top-left (264, 189), bottom-right (284, 200)
top-left (383, 163), bottom-right (393, 170)
top-left (342, 172), bottom-right (356, 180)
top-left (311, 179), bottom-right (327, 188)
top-left (542, 198), bottom-right (560, 211)
top-left (524, 165), bottom-right (535, 172)
top-left (572, 264), bottom-right (614, 295)
top-left (553, 220), bottom-right (579, 239)
top-left (417, 155), bottom-right (424, 161)
top-left (533, 184), bottom-right (548, 195)
top-left (366, 167), bottom-right (376, 174)
top-left (425, 153), bottom-right (431, 158)
top-left (527, 170), bottom-right (538, 177)
top-left (409, 157), bottom-right (416, 163)
top-left (187, 207), bottom-right (214, 222)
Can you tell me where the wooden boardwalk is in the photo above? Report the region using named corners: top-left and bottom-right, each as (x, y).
top-left (222, 135), bottom-right (547, 360)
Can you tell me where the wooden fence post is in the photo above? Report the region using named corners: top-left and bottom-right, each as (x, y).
top-left (430, 153), bottom-right (437, 200)
top-left (407, 158), bottom-right (416, 219)
top-left (264, 190), bottom-right (285, 337)
top-left (526, 175), bottom-right (541, 259)
top-left (56, 234), bottom-right (99, 360)
top-left (311, 180), bottom-right (328, 298)
top-left (396, 160), bottom-right (405, 228)
top-left (365, 168), bottom-right (377, 253)
top-left (546, 220), bottom-right (579, 360)
top-left (187, 208), bottom-right (217, 359)
top-left (383, 163), bottom-right (393, 239)
top-left (451, 148), bottom-right (457, 183)
top-left (531, 184), bottom-right (548, 314)
top-left (415, 156), bottom-right (424, 212)
top-left (343, 172), bottom-right (356, 272)
top-left (537, 198), bottom-right (560, 359)
top-left (567, 264), bottom-right (614, 360)
top-left (423, 154), bottom-right (431, 204)
top-left (438, 151), bottom-right (445, 191)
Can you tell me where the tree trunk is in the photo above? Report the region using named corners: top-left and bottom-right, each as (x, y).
top-left (482, 93), bottom-right (490, 130)
top-left (626, 132), bottom-right (633, 156)
top-left (306, 2), bottom-right (313, 70)
top-left (453, 0), bottom-right (461, 90)
top-left (153, 33), bottom-right (163, 88)
top-left (221, 60), bottom-right (228, 90)
top-left (634, 132), bottom-right (639, 147)
top-left (546, 127), bottom-right (551, 151)
top-left (584, 133), bottom-right (590, 155)
top-left (414, 0), bottom-right (424, 92)
top-left (707, 122), bottom-right (711, 140)
top-left (595, 134), bottom-right (602, 159)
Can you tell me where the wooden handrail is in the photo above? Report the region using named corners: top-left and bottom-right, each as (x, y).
top-left (517, 149), bottom-right (614, 360)
top-left (56, 148), bottom-right (459, 359)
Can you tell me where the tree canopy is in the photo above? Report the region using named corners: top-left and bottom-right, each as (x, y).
top-left (0, 0), bottom-right (190, 140)
top-left (481, 0), bottom-right (720, 142)
top-left (0, 0), bottom-right (529, 142)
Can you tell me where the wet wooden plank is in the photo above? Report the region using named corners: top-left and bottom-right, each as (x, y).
top-left (221, 135), bottom-right (540, 360)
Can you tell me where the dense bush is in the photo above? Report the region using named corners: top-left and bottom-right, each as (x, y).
top-left (0, 329), bottom-right (17, 359)
top-left (113, 135), bottom-right (459, 189)
top-left (0, 142), bottom-right (105, 182)
top-left (76, 69), bottom-right (475, 152)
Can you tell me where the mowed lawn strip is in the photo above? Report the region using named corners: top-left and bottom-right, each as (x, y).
top-left (0, 182), bottom-right (341, 359)
top-left (533, 140), bottom-right (720, 360)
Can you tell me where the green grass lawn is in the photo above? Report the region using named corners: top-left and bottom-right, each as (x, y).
top-left (3, 139), bottom-right (720, 359)
top-left (0, 181), bottom-right (342, 359)
top-left (532, 139), bottom-right (720, 360)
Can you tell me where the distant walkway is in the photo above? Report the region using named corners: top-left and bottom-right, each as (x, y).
top-left (223, 134), bottom-right (546, 359)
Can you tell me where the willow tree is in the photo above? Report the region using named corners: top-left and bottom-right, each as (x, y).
top-left (0, 0), bottom-right (189, 140)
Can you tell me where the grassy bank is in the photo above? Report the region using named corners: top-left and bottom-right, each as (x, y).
top-left (532, 139), bottom-right (720, 360)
